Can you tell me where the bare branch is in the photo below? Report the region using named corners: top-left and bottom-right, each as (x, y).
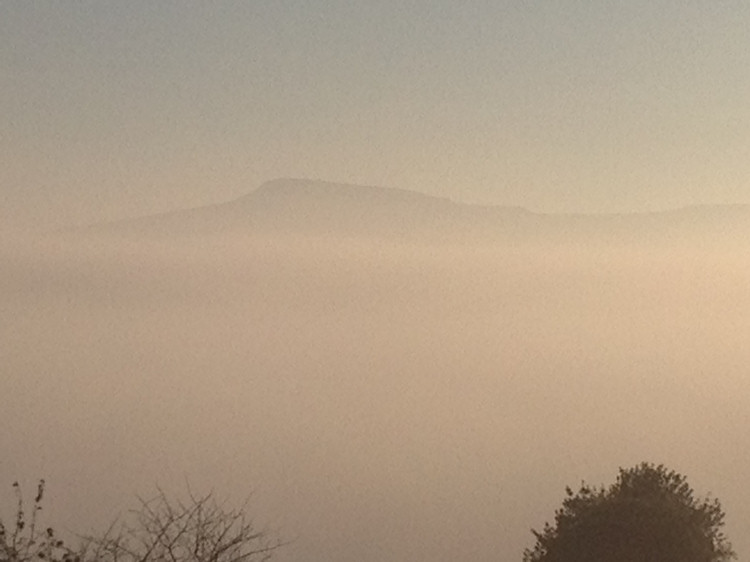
top-left (79, 488), bottom-right (283, 562)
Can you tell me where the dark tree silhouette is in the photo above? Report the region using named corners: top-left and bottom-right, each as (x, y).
top-left (0, 481), bottom-right (76, 562)
top-left (523, 462), bottom-right (734, 562)
top-left (79, 488), bottom-right (284, 562)
top-left (1, 482), bottom-right (283, 562)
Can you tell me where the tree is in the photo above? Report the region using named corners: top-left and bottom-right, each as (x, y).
top-left (523, 462), bottom-right (735, 562)
top-left (0, 480), bottom-right (76, 562)
top-left (80, 488), bottom-right (284, 562)
top-left (1, 482), bottom-right (283, 562)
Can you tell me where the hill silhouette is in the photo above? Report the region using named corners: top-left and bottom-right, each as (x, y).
top-left (77, 178), bottom-right (750, 245)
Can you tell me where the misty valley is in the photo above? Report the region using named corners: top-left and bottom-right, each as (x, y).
top-left (3, 180), bottom-right (750, 562)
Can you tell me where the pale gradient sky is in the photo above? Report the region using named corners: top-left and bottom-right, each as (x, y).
top-left (3, 1), bottom-right (750, 227)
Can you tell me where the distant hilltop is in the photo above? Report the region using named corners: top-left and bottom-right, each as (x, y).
top-left (74, 178), bottom-right (750, 244)
top-left (248, 178), bottom-right (454, 205)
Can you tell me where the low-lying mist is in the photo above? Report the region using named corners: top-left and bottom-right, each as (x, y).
top-left (2, 185), bottom-right (750, 561)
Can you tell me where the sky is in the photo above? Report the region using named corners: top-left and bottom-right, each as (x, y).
top-left (2, 0), bottom-right (750, 225)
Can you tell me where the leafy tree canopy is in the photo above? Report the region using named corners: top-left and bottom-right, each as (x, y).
top-left (523, 462), bottom-right (734, 562)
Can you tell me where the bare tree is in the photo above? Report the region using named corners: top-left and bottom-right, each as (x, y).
top-left (2, 482), bottom-right (283, 562)
top-left (80, 489), bottom-right (283, 562)
top-left (0, 480), bottom-right (76, 562)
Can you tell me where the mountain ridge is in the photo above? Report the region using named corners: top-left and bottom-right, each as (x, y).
top-left (71, 178), bottom-right (750, 243)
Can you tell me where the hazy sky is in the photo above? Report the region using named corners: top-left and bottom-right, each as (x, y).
top-left (3, 1), bottom-right (750, 226)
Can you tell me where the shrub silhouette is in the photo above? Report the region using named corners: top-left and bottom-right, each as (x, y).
top-left (0, 481), bottom-right (76, 562)
top-left (523, 462), bottom-right (734, 562)
top-left (1, 482), bottom-right (282, 562)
